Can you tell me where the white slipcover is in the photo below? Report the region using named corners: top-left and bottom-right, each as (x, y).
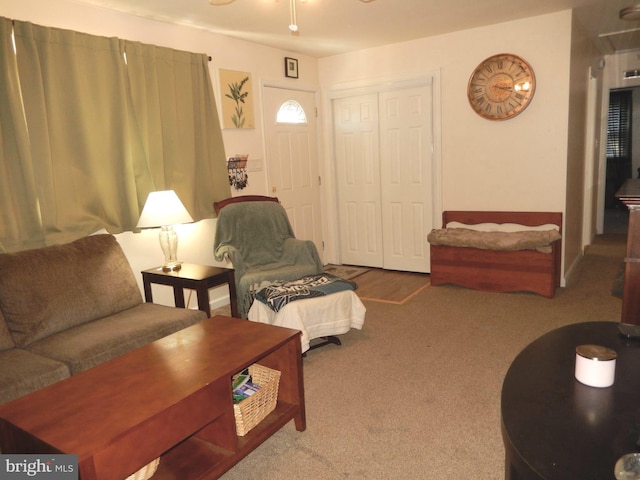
top-left (247, 290), bottom-right (366, 353)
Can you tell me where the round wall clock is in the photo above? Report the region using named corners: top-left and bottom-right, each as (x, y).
top-left (467, 53), bottom-right (536, 120)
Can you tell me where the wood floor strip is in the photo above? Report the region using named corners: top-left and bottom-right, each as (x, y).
top-left (355, 269), bottom-right (430, 304)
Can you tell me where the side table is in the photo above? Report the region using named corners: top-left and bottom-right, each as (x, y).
top-left (501, 321), bottom-right (640, 479)
top-left (142, 263), bottom-right (238, 318)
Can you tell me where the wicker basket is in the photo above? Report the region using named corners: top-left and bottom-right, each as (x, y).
top-left (233, 364), bottom-right (281, 436)
top-left (125, 457), bottom-right (160, 480)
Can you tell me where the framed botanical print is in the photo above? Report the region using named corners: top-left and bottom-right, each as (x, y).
top-left (219, 69), bottom-right (255, 129)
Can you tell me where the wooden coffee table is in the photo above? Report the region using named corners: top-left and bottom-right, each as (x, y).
top-left (0, 316), bottom-right (305, 480)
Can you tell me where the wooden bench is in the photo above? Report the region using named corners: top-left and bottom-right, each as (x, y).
top-left (428, 211), bottom-right (562, 298)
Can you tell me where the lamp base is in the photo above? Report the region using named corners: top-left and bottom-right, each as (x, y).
top-left (159, 226), bottom-right (182, 273)
top-left (162, 262), bottom-right (183, 272)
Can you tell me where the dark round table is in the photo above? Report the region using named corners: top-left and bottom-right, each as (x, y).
top-left (501, 321), bottom-right (640, 480)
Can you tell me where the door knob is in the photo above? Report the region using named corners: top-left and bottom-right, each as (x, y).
top-left (272, 186), bottom-right (277, 193)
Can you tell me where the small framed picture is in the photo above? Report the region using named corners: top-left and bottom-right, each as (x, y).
top-left (284, 57), bottom-right (299, 79)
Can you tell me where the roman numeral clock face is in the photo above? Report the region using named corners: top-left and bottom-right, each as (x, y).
top-left (467, 53), bottom-right (536, 120)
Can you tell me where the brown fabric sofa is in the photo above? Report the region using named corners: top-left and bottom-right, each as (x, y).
top-left (0, 234), bottom-right (207, 406)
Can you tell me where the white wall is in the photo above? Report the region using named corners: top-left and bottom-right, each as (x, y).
top-left (563, 13), bottom-right (604, 284)
top-left (2, 0), bottom-right (320, 308)
top-left (604, 51), bottom-right (640, 90)
top-left (318, 11), bottom-right (573, 269)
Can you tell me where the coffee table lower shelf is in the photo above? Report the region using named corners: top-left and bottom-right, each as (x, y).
top-left (155, 402), bottom-right (298, 479)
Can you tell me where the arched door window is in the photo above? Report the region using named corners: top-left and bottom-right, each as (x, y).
top-left (276, 99), bottom-right (307, 124)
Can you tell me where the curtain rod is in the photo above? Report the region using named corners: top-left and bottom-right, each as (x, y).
top-left (9, 18), bottom-right (214, 63)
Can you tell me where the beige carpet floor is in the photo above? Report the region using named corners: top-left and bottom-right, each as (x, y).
top-left (214, 234), bottom-right (625, 479)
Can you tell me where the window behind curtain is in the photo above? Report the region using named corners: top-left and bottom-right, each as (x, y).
top-left (0, 17), bottom-right (230, 252)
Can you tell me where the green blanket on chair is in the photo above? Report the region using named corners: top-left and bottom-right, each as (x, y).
top-left (213, 201), bottom-right (323, 318)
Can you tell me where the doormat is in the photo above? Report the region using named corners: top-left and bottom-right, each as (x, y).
top-left (324, 264), bottom-right (371, 281)
top-left (355, 269), bottom-right (430, 304)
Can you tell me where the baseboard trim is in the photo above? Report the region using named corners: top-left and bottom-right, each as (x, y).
top-left (209, 294), bottom-right (231, 311)
top-left (563, 250), bottom-right (582, 288)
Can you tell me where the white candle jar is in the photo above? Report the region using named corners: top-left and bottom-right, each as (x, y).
top-left (575, 344), bottom-right (617, 388)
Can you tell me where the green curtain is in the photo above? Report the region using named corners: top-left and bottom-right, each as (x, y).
top-left (0, 18), bottom-right (230, 252)
top-left (122, 41), bottom-right (229, 220)
top-left (12, 20), bottom-right (152, 246)
top-left (0, 18), bottom-right (45, 252)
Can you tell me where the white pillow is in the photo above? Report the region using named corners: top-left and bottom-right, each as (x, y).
top-left (446, 221), bottom-right (559, 232)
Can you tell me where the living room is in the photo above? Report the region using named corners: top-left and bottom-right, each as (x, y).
top-left (4, 0), bottom-right (636, 306)
top-left (1, 0), bottom-right (640, 478)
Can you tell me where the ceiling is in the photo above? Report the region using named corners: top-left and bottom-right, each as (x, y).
top-left (68, 0), bottom-right (640, 58)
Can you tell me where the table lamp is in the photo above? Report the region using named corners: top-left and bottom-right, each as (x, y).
top-left (137, 190), bottom-right (194, 272)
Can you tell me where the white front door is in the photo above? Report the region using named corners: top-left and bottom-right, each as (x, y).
top-left (263, 86), bottom-right (323, 259)
top-left (333, 84), bottom-right (433, 273)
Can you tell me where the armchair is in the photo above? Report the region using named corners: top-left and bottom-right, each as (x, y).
top-left (213, 196), bottom-right (323, 318)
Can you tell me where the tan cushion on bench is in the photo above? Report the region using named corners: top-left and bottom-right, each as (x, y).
top-left (427, 228), bottom-right (561, 253)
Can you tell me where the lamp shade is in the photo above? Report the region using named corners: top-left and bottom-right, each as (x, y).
top-left (137, 190), bottom-right (193, 228)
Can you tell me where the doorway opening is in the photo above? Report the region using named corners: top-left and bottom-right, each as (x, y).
top-left (604, 88), bottom-right (636, 235)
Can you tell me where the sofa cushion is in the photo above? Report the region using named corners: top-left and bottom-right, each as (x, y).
top-left (26, 303), bottom-right (206, 374)
top-left (0, 234), bottom-right (143, 347)
top-left (0, 309), bottom-right (15, 352)
top-left (0, 348), bottom-right (70, 405)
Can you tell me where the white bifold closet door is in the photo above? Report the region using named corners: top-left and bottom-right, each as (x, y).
top-left (333, 84), bottom-right (433, 273)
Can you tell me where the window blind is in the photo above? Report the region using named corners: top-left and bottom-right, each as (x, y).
top-left (606, 90), bottom-right (632, 159)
